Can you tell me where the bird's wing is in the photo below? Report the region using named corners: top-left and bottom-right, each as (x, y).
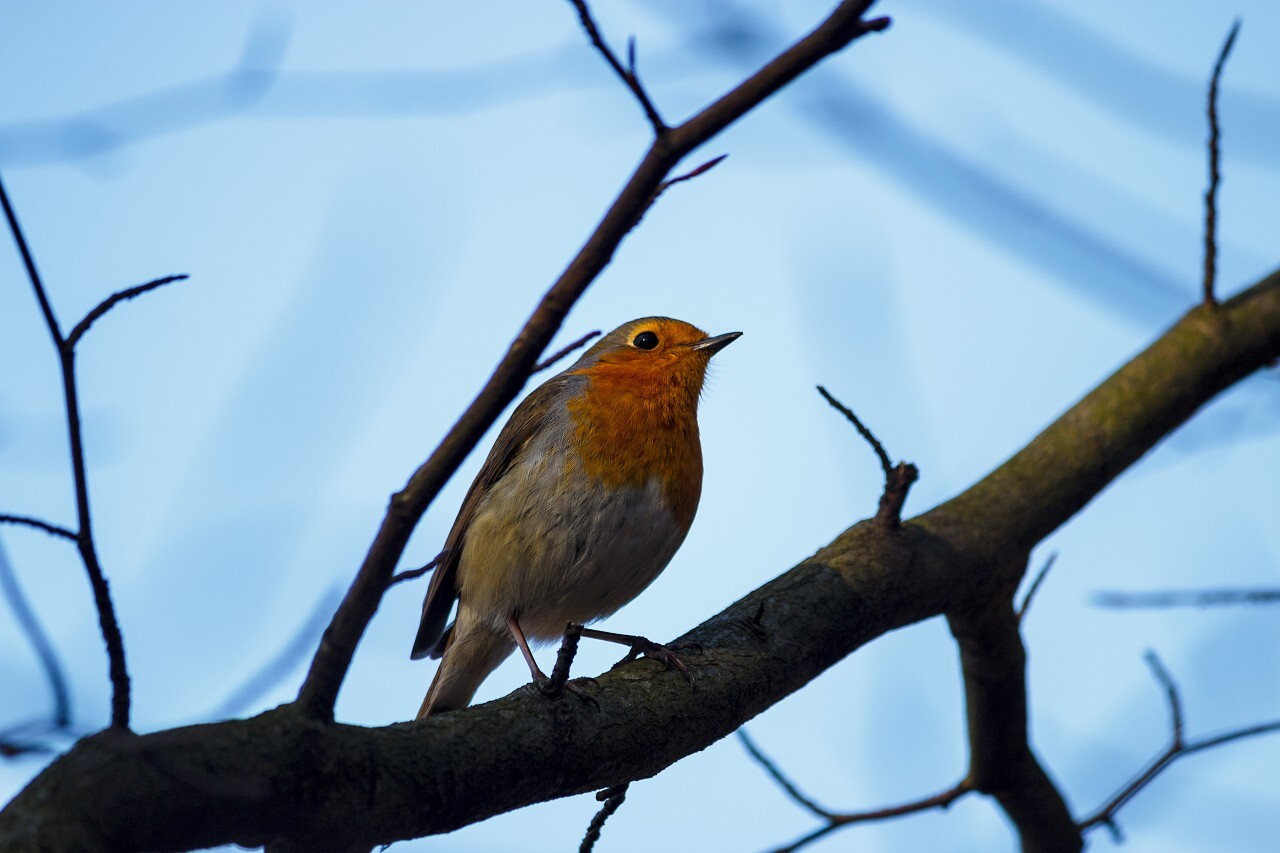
top-left (410, 377), bottom-right (570, 660)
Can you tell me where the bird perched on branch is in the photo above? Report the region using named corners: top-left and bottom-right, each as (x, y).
top-left (412, 317), bottom-right (740, 718)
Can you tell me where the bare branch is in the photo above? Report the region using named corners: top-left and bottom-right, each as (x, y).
top-left (737, 729), bottom-right (833, 820)
top-left (816, 385), bottom-right (917, 528)
top-left (740, 728), bottom-right (971, 853)
top-left (0, 514), bottom-right (76, 541)
top-left (1079, 652), bottom-right (1280, 835)
top-left (566, 0), bottom-right (667, 134)
top-left (1202, 20), bottom-right (1240, 306)
top-left (293, 0), bottom-right (892, 723)
top-left (817, 385), bottom-right (892, 476)
top-left (532, 330), bottom-right (601, 373)
top-left (386, 548), bottom-right (448, 589)
top-left (1144, 651), bottom-right (1184, 747)
top-left (67, 274), bottom-right (189, 348)
top-left (579, 783), bottom-right (630, 853)
top-left (0, 173), bottom-right (132, 730)
top-left (949, 601), bottom-right (1081, 852)
top-left (1094, 587), bottom-right (1280, 608)
top-left (656, 153), bottom-right (728, 193)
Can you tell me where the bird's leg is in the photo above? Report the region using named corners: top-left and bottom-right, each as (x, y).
top-left (509, 617), bottom-right (597, 706)
top-left (506, 616), bottom-right (547, 681)
top-left (579, 627), bottom-right (697, 683)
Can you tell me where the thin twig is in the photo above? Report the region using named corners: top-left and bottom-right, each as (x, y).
top-left (532, 330), bottom-right (601, 373)
top-left (816, 385), bottom-right (891, 476)
top-left (1144, 651), bottom-right (1184, 747)
top-left (386, 548), bottom-right (448, 588)
top-left (293, 0), bottom-right (892, 722)
top-left (1094, 587), bottom-right (1280, 608)
top-left (579, 782), bottom-right (630, 853)
top-left (0, 514), bottom-right (77, 541)
top-left (567, 0), bottom-right (667, 134)
top-left (1078, 652), bottom-right (1280, 835)
top-left (657, 153), bottom-right (729, 192)
top-left (0, 542), bottom-right (72, 728)
top-left (68, 274), bottom-right (189, 347)
top-left (1202, 20), bottom-right (1239, 306)
top-left (737, 729), bottom-right (832, 818)
top-left (0, 173), bottom-right (132, 730)
top-left (740, 728), bottom-right (972, 853)
top-left (816, 385), bottom-right (917, 528)
top-left (1016, 552), bottom-right (1057, 623)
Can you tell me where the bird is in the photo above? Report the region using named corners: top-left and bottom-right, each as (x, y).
top-left (412, 316), bottom-right (740, 718)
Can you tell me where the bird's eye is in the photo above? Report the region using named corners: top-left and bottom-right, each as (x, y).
top-left (632, 331), bottom-right (659, 350)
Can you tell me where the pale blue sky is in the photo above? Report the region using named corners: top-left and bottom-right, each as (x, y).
top-left (2, 2), bottom-right (1278, 851)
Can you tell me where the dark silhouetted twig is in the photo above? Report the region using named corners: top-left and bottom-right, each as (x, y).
top-left (294, 0), bottom-right (892, 723)
top-left (386, 548), bottom-right (448, 589)
top-left (1094, 587), bottom-right (1280, 608)
top-left (816, 385), bottom-right (917, 528)
top-left (0, 541), bottom-right (72, 730)
top-left (567, 0), bottom-right (666, 134)
top-left (738, 729), bottom-right (833, 818)
top-left (817, 385), bottom-right (891, 474)
top-left (0, 514), bottom-right (76, 541)
top-left (1202, 20), bottom-right (1239, 306)
top-left (209, 582), bottom-right (345, 720)
top-left (0, 173), bottom-right (134, 730)
top-left (532, 330), bottom-right (601, 373)
top-left (580, 782), bottom-right (630, 853)
top-left (739, 729), bottom-right (972, 853)
top-left (68, 275), bottom-right (189, 347)
top-left (1078, 650), bottom-right (1280, 837)
top-left (657, 153), bottom-right (729, 192)
top-left (1017, 552), bottom-right (1057, 622)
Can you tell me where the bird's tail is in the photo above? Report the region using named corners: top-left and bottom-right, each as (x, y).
top-left (417, 616), bottom-right (514, 719)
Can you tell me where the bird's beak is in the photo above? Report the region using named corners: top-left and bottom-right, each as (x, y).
top-left (690, 331), bottom-right (742, 355)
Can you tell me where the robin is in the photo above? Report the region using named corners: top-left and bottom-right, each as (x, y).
top-left (412, 316), bottom-right (740, 718)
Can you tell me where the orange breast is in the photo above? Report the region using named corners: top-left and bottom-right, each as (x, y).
top-left (565, 360), bottom-right (703, 527)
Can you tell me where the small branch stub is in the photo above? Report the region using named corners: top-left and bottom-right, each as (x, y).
top-left (579, 782), bottom-right (630, 853)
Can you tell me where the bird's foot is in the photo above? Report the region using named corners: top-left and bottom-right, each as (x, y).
top-left (528, 674), bottom-right (599, 708)
top-left (611, 637), bottom-right (697, 683)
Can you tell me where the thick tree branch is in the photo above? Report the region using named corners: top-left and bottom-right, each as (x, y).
top-left (4, 268), bottom-right (1278, 853)
top-left (949, 600), bottom-right (1080, 853)
top-left (294, 0), bottom-right (892, 722)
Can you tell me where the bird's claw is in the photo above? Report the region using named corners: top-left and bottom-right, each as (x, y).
top-left (613, 638), bottom-right (696, 683)
top-left (528, 675), bottom-right (599, 708)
